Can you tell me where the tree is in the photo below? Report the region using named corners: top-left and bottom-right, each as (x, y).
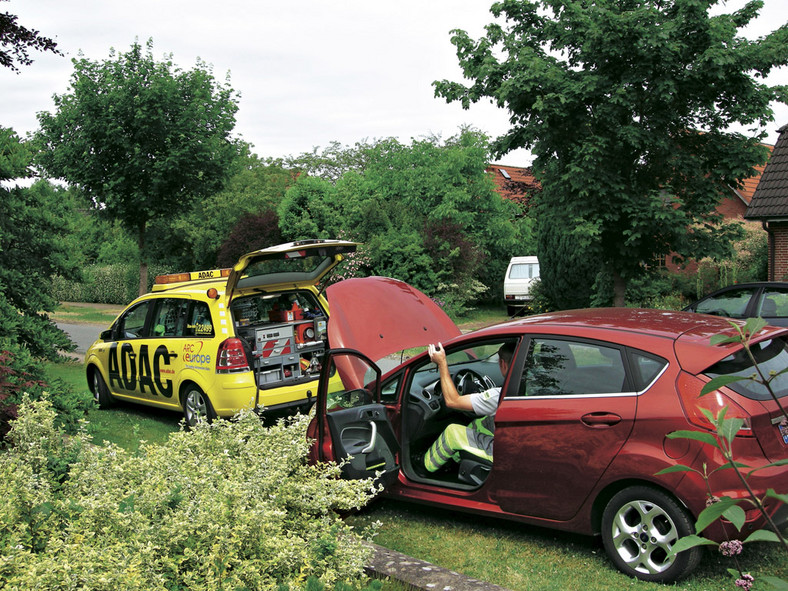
top-left (278, 130), bottom-right (525, 313)
top-left (0, 127), bottom-right (77, 359)
top-left (36, 39), bottom-right (241, 295)
top-left (435, 0), bottom-right (788, 305)
top-left (0, 0), bottom-right (61, 72)
top-left (216, 209), bottom-right (283, 267)
top-left (148, 150), bottom-right (297, 271)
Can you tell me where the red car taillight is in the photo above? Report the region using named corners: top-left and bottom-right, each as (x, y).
top-left (216, 338), bottom-right (250, 373)
top-left (676, 371), bottom-right (753, 436)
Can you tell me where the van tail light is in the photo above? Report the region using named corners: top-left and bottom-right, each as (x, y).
top-left (676, 371), bottom-right (752, 436)
top-left (216, 338), bottom-right (250, 373)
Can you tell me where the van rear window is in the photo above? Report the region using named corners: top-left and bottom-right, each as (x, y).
top-left (509, 263), bottom-right (539, 279)
top-left (704, 337), bottom-right (788, 401)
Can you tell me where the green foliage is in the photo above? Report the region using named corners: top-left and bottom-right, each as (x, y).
top-left (435, 0), bottom-right (788, 305)
top-left (35, 39), bottom-right (242, 292)
top-left (690, 225), bottom-right (769, 298)
top-left (278, 130), bottom-right (524, 312)
top-left (536, 212), bottom-right (600, 309)
top-left (0, 129), bottom-right (77, 360)
top-left (52, 263), bottom-right (175, 305)
top-left (151, 153), bottom-right (296, 270)
top-left (0, 342), bottom-right (92, 440)
top-left (1, 399), bottom-right (380, 590)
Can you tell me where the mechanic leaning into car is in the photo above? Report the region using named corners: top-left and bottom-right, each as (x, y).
top-left (423, 341), bottom-right (515, 472)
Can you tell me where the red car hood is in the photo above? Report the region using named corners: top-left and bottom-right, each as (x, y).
top-left (326, 277), bottom-right (461, 364)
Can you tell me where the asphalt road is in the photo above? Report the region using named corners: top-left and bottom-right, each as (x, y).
top-left (58, 322), bottom-right (103, 356)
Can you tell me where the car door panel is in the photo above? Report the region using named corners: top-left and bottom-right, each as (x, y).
top-left (492, 395), bottom-right (636, 521)
top-left (490, 337), bottom-right (637, 522)
top-left (317, 349), bottom-right (400, 484)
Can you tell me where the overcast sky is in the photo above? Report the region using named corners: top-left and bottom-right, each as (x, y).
top-left (2, 0), bottom-right (787, 169)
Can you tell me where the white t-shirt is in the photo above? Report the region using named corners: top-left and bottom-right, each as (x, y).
top-left (469, 387), bottom-right (501, 416)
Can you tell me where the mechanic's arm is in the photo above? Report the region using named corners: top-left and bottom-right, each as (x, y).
top-left (428, 343), bottom-right (475, 412)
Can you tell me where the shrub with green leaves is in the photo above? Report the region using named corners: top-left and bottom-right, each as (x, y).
top-left (0, 341), bottom-right (92, 440)
top-left (0, 399), bottom-right (380, 590)
top-left (52, 263), bottom-right (174, 306)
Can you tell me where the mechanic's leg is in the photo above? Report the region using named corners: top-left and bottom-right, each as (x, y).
top-left (424, 423), bottom-right (493, 472)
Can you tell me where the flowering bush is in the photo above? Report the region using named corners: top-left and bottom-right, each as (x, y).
top-left (0, 398), bottom-right (380, 590)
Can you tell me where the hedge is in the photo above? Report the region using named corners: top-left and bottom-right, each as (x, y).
top-left (51, 263), bottom-right (174, 305)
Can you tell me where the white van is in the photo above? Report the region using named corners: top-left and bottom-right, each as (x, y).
top-left (504, 256), bottom-right (540, 314)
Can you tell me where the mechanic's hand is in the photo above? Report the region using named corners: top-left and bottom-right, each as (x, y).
top-left (428, 342), bottom-right (447, 366)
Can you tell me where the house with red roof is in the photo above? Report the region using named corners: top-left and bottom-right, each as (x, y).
top-left (746, 125), bottom-right (788, 280)
top-left (488, 150), bottom-right (772, 275)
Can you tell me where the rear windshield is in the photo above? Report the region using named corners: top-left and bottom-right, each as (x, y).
top-left (509, 263), bottom-right (539, 279)
top-left (705, 337), bottom-right (788, 401)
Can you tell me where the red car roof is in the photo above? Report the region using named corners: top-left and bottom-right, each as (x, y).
top-left (476, 308), bottom-right (788, 375)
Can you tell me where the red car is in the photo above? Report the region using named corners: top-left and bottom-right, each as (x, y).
top-left (308, 277), bottom-right (788, 583)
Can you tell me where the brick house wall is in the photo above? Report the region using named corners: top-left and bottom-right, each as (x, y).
top-left (769, 222), bottom-right (788, 280)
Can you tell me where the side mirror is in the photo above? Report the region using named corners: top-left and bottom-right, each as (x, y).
top-left (100, 328), bottom-right (114, 341)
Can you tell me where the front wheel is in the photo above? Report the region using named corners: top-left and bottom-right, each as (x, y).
top-left (601, 486), bottom-right (701, 583)
top-left (91, 369), bottom-right (114, 408)
top-left (182, 385), bottom-right (216, 427)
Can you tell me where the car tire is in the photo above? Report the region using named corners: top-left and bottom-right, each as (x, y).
top-left (92, 369), bottom-right (114, 408)
top-left (182, 385), bottom-right (216, 427)
top-left (601, 486), bottom-right (701, 583)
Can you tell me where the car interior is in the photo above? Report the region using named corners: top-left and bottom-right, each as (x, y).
top-left (400, 339), bottom-right (516, 489)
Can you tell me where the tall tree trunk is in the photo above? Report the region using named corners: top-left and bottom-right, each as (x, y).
top-left (612, 270), bottom-right (626, 307)
top-left (138, 220), bottom-right (147, 297)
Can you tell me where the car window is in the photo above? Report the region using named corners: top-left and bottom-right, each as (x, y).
top-left (381, 374), bottom-right (401, 403)
top-left (151, 299), bottom-right (189, 337)
top-left (695, 287), bottom-right (753, 318)
top-left (705, 337), bottom-right (788, 401)
top-left (755, 288), bottom-right (788, 318)
top-left (184, 301), bottom-right (215, 338)
top-left (116, 302), bottom-right (150, 340)
top-left (519, 338), bottom-right (628, 396)
top-left (628, 350), bottom-right (668, 391)
top-left (407, 339), bottom-right (516, 397)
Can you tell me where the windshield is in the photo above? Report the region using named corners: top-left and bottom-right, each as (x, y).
top-left (705, 337), bottom-right (788, 401)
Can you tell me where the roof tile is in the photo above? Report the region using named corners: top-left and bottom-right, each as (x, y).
top-left (746, 127), bottom-right (788, 219)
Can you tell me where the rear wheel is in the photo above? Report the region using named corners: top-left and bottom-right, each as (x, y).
top-left (601, 486), bottom-right (701, 583)
top-left (182, 385), bottom-right (216, 427)
top-left (91, 370), bottom-right (114, 408)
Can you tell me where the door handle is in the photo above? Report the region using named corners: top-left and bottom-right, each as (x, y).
top-left (361, 421), bottom-right (377, 453)
top-left (581, 412), bottom-right (622, 427)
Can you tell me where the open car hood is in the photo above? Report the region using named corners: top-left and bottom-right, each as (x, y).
top-left (225, 239), bottom-right (357, 302)
top-left (326, 277), bottom-right (461, 365)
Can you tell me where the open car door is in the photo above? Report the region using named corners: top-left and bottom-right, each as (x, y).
top-left (316, 348), bottom-right (399, 485)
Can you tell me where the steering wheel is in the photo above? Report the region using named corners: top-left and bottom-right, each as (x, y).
top-left (454, 369), bottom-right (495, 395)
top-left (410, 381), bottom-right (444, 418)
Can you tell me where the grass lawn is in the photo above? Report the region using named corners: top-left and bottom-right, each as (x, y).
top-left (45, 360), bottom-right (179, 452)
top-left (51, 301), bottom-right (123, 325)
top-left (348, 500), bottom-right (788, 591)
